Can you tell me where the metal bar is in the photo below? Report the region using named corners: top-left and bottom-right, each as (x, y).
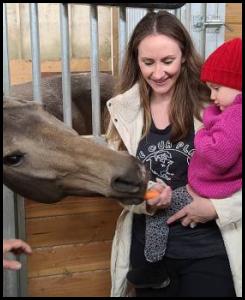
top-left (184, 3), bottom-right (192, 33)
top-left (3, 8), bottom-right (23, 290)
top-left (3, 192), bottom-right (27, 297)
top-left (200, 3), bottom-right (207, 59)
top-left (72, 3), bottom-right (186, 10)
top-left (126, 8), bottom-right (147, 43)
top-left (15, 194), bottom-right (28, 297)
top-left (3, 185), bottom-right (18, 297)
top-left (60, 3), bottom-right (72, 127)
top-left (3, 3), bottom-right (10, 95)
top-left (110, 7), bottom-right (119, 77)
top-left (175, 8), bottom-right (181, 20)
top-left (29, 3), bottom-right (42, 103)
top-left (119, 6), bottom-right (127, 70)
top-left (3, 8), bottom-right (27, 293)
top-left (90, 5), bottom-right (101, 137)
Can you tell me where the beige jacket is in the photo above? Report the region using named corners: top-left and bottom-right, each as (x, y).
top-left (106, 83), bottom-right (242, 297)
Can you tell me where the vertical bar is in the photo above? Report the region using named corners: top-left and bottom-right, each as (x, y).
top-left (3, 185), bottom-right (18, 297)
top-left (90, 5), bottom-right (101, 137)
top-left (111, 7), bottom-right (119, 77)
top-left (216, 3), bottom-right (225, 47)
top-left (119, 6), bottom-right (127, 70)
top-left (3, 7), bottom-right (19, 295)
top-left (182, 3), bottom-right (191, 33)
top-left (126, 8), bottom-right (147, 42)
top-left (16, 194), bottom-right (28, 297)
top-left (60, 3), bottom-right (72, 127)
top-left (29, 3), bottom-right (42, 103)
top-left (175, 8), bottom-right (181, 20)
top-left (3, 191), bottom-right (27, 297)
top-left (3, 2), bottom-right (10, 95)
top-left (200, 3), bottom-right (207, 58)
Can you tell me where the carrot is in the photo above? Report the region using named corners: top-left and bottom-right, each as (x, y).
top-left (144, 189), bottom-right (160, 200)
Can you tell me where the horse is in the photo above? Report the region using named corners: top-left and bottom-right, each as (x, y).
top-left (3, 96), bottom-right (147, 205)
top-left (9, 72), bottom-right (116, 135)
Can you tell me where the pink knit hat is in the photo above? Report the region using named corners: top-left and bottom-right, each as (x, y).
top-left (201, 38), bottom-right (242, 91)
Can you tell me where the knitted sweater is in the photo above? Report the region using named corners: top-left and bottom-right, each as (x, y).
top-left (188, 94), bottom-right (242, 198)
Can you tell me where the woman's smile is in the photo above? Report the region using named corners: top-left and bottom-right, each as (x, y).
top-left (151, 77), bottom-right (170, 86)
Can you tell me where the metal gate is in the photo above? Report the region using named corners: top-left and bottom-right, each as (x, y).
top-left (126, 3), bottom-right (226, 58)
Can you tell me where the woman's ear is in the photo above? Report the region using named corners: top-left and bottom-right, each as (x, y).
top-left (181, 56), bottom-right (186, 64)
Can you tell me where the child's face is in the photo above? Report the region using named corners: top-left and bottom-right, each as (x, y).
top-left (207, 82), bottom-right (241, 111)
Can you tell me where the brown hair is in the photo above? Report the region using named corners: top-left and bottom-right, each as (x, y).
top-left (105, 11), bottom-right (210, 148)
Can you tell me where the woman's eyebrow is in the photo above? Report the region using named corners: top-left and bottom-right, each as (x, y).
top-left (140, 55), bottom-right (175, 60)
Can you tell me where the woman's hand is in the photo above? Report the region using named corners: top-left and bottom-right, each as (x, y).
top-left (166, 185), bottom-right (218, 227)
top-left (146, 182), bottom-right (172, 210)
top-left (3, 239), bottom-right (32, 270)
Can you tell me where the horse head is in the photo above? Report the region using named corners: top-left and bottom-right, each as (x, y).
top-left (3, 96), bottom-right (147, 205)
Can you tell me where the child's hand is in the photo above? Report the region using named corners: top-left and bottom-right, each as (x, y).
top-left (145, 183), bottom-right (172, 209)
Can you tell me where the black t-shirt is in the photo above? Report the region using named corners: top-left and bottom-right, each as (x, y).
top-left (132, 120), bottom-right (226, 261)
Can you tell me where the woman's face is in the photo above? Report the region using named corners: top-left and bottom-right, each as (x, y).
top-left (138, 34), bottom-right (184, 97)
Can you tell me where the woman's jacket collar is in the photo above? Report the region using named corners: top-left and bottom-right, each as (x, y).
top-left (106, 83), bottom-right (142, 123)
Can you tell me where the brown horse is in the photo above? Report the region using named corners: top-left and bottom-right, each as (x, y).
top-left (3, 96), bottom-right (147, 204)
top-left (10, 72), bottom-right (115, 135)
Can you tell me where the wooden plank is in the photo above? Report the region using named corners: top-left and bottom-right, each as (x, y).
top-left (225, 3), bottom-right (242, 41)
top-left (225, 23), bottom-right (242, 41)
top-left (28, 241), bottom-right (112, 277)
top-left (10, 58), bottom-right (111, 85)
top-left (25, 196), bottom-right (122, 218)
top-left (28, 270), bottom-right (111, 297)
top-left (26, 210), bottom-right (120, 247)
top-left (225, 3), bottom-right (242, 23)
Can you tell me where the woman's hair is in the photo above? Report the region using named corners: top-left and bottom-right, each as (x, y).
top-left (105, 11), bottom-right (210, 148)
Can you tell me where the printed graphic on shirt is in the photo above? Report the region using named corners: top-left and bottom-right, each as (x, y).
top-left (137, 140), bottom-right (195, 182)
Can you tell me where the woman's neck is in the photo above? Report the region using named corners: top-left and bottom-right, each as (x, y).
top-left (150, 93), bottom-right (172, 130)
top-left (151, 87), bottom-right (174, 103)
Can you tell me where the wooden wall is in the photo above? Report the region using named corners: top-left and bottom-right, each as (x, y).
top-left (225, 3), bottom-right (242, 40)
top-left (25, 196), bottom-right (122, 296)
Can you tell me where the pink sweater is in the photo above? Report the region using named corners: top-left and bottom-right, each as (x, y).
top-left (188, 94), bottom-right (242, 198)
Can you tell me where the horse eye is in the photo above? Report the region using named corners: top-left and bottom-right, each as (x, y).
top-left (3, 154), bottom-right (24, 166)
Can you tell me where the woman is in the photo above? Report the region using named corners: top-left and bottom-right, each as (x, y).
top-left (105, 11), bottom-right (241, 297)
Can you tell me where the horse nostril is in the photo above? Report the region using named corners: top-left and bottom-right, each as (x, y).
top-left (111, 158), bottom-right (148, 195)
top-left (111, 176), bottom-right (141, 193)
